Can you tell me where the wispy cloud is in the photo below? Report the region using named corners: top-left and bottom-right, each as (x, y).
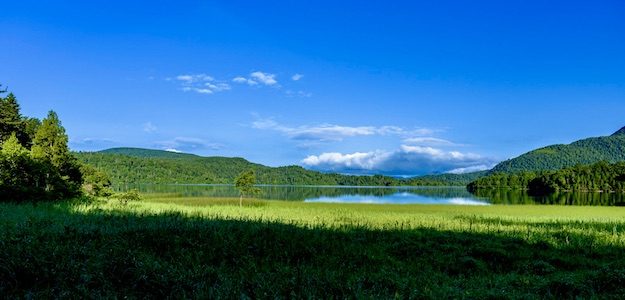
top-left (172, 70), bottom-right (309, 96)
top-left (232, 76), bottom-right (258, 86)
top-left (71, 137), bottom-right (116, 146)
top-left (174, 73), bottom-right (231, 95)
top-left (302, 145), bottom-right (497, 176)
top-left (143, 122), bottom-right (157, 133)
top-left (155, 137), bottom-right (223, 152)
top-left (402, 137), bottom-right (464, 147)
top-left (250, 71), bottom-right (277, 86)
top-left (252, 118), bottom-right (434, 142)
top-left (69, 137), bottom-right (117, 151)
top-left (285, 90), bottom-right (312, 98)
top-left (233, 71), bottom-right (278, 87)
top-left (177, 74), bottom-right (214, 83)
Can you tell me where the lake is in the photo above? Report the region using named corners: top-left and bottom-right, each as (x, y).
top-left (117, 184), bottom-right (625, 206)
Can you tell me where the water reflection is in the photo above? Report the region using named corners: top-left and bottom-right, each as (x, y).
top-left (115, 184), bottom-right (625, 206)
top-left (305, 194), bottom-right (489, 205)
top-left (471, 189), bottom-right (625, 206)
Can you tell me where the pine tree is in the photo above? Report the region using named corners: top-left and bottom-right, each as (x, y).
top-left (32, 111), bottom-right (70, 166)
top-left (22, 117), bottom-right (41, 148)
top-left (0, 93), bottom-right (26, 144)
top-left (31, 111), bottom-right (82, 198)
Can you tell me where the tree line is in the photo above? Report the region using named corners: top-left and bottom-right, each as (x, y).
top-left (0, 85), bottom-right (110, 202)
top-left (75, 149), bottom-right (485, 186)
top-left (467, 161), bottom-right (625, 195)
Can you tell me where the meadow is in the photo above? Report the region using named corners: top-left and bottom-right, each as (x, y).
top-left (2, 195), bottom-right (625, 298)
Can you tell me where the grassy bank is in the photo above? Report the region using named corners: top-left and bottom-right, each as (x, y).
top-left (2, 197), bottom-right (625, 298)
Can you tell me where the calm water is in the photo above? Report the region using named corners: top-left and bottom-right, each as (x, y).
top-left (117, 184), bottom-right (625, 206)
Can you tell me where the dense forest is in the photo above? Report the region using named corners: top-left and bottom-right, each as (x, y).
top-left (468, 161), bottom-right (625, 195)
top-left (490, 128), bottom-right (625, 173)
top-left (0, 85), bottom-right (101, 201)
top-left (75, 148), bottom-right (485, 186)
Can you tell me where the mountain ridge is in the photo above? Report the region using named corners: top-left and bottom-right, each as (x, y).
top-left (612, 126), bottom-right (625, 136)
top-left (74, 147), bottom-right (484, 186)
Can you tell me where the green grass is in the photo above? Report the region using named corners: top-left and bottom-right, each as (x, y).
top-left (2, 196), bottom-right (625, 298)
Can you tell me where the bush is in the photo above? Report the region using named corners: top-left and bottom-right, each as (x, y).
top-left (114, 189), bottom-right (141, 205)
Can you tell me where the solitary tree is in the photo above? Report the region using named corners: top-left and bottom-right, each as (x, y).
top-left (234, 169), bottom-right (260, 207)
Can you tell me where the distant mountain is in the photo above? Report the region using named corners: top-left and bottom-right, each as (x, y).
top-left (74, 147), bottom-right (482, 186)
top-left (491, 127), bottom-right (625, 173)
top-left (99, 147), bottom-right (200, 159)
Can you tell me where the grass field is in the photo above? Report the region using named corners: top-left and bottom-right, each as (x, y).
top-left (2, 195), bottom-right (625, 298)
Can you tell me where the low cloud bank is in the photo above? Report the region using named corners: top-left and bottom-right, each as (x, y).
top-left (302, 145), bottom-right (496, 176)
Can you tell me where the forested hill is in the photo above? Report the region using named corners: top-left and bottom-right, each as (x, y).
top-left (490, 127), bottom-right (625, 173)
top-left (74, 148), bottom-right (484, 186)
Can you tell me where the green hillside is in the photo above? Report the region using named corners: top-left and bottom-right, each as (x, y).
top-left (491, 127), bottom-right (625, 173)
top-left (74, 148), bottom-right (483, 186)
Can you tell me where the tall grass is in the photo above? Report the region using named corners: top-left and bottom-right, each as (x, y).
top-left (2, 197), bottom-right (625, 298)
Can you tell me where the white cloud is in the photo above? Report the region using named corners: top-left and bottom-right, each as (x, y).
top-left (302, 145), bottom-right (497, 176)
top-left (252, 118), bottom-right (434, 142)
top-left (174, 73), bottom-right (231, 95)
top-left (143, 122), bottom-right (157, 133)
top-left (403, 137), bottom-right (461, 147)
top-left (302, 151), bottom-right (392, 170)
top-left (176, 74), bottom-right (214, 83)
top-left (205, 82), bottom-right (231, 92)
top-left (291, 73), bottom-right (303, 81)
top-left (250, 71), bottom-right (277, 86)
top-left (446, 165), bottom-right (492, 174)
top-left (183, 87), bottom-right (213, 94)
top-left (70, 137), bottom-right (116, 151)
top-left (285, 90), bottom-right (312, 98)
top-left (232, 71), bottom-right (278, 86)
top-left (232, 76), bottom-right (246, 83)
top-left (75, 137), bottom-right (116, 144)
top-left (155, 137), bottom-right (223, 151)
top-left (165, 148), bottom-right (182, 153)
top-left (253, 120), bottom-right (377, 142)
top-left (232, 76), bottom-right (258, 86)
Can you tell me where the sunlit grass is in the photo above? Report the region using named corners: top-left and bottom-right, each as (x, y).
top-left (3, 196), bottom-right (625, 298)
top-left (65, 196), bottom-right (625, 248)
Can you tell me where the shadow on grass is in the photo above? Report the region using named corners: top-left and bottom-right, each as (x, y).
top-left (1, 200), bottom-right (625, 298)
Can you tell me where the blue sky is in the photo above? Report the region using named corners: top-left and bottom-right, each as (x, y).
top-left (2, 1), bottom-right (624, 175)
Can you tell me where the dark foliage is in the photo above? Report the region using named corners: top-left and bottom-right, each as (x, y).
top-left (469, 161), bottom-right (625, 195)
top-left (76, 148), bottom-right (485, 186)
top-left (0, 86), bottom-right (83, 202)
top-left (491, 129), bottom-right (625, 173)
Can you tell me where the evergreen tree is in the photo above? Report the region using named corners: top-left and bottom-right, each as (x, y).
top-left (32, 111), bottom-right (71, 166)
top-left (0, 93), bottom-right (26, 144)
top-left (22, 117), bottom-right (41, 148)
top-left (31, 111), bottom-right (82, 198)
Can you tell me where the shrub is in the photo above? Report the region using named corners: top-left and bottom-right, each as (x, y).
top-left (115, 189), bottom-right (141, 205)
